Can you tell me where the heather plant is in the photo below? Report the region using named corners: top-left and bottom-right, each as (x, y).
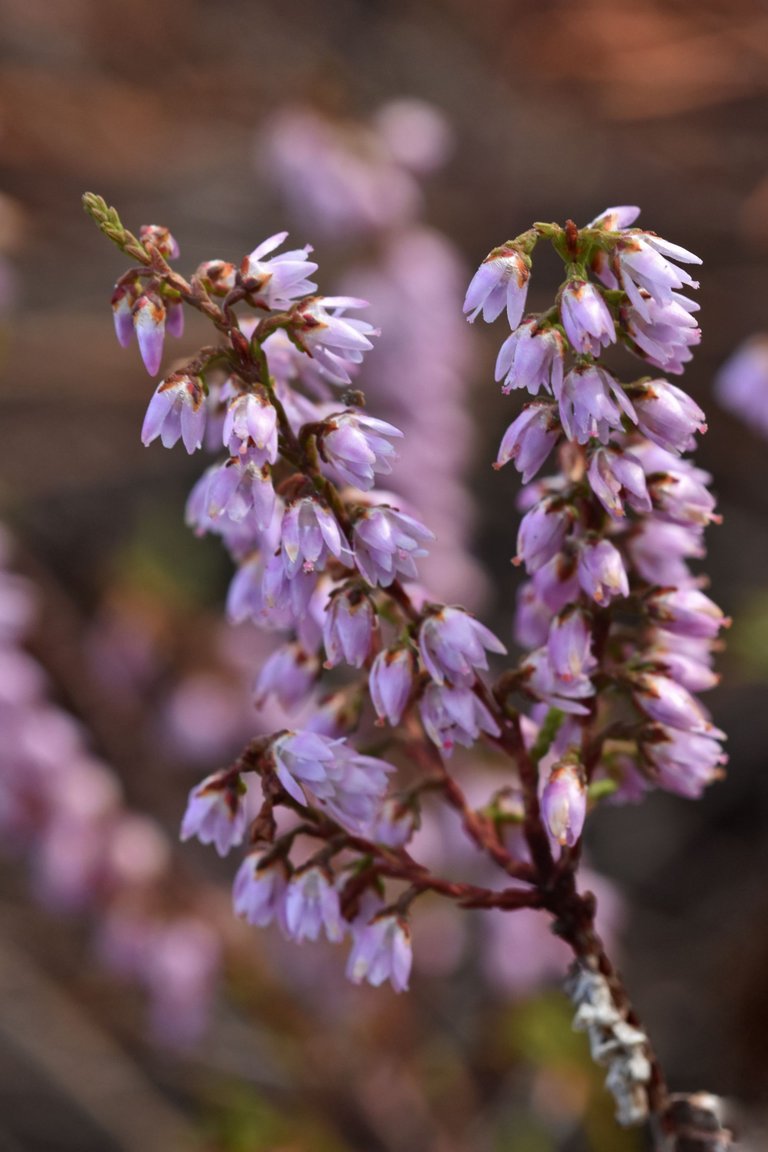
top-left (85, 192), bottom-right (732, 1150)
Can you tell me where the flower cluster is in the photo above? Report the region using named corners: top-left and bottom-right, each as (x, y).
top-left (469, 206), bottom-right (726, 818)
top-left (89, 192), bottom-right (727, 1137)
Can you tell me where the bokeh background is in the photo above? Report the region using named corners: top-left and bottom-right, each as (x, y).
top-left (2, 1), bottom-right (768, 1149)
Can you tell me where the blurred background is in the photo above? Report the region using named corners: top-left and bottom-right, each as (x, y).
top-left (2, 1), bottom-right (768, 1148)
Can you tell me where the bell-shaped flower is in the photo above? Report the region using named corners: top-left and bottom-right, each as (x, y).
top-left (293, 296), bottom-right (378, 384)
top-left (233, 853), bottom-right (288, 928)
top-left (587, 447), bottom-right (651, 520)
top-left (463, 245), bottom-right (530, 328)
top-left (369, 647), bottom-right (416, 726)
top-left (254, 642), bottom-right (320, 711)
top-left (419, 683), bottom-right (500, 755)
top-left (323, 585), bottom-right (376, 669)
top-left (346, 913), bottom-right (412, 992)
top-left (632, 379), bottom-right (706, 455)
top-left (495, 320), bottom-right (564, 396)
top-left (557, 365), bottom-right (636, 445)
top-left (320, 411), bottom-right (402, 490)
top-left (541, 760), bottom-right (587, 847)
top-left (206, 457), bottom-right (276, 530)
top-left (132, 294), bottom-right (167, 376)
top-left (284, 867), bottom-right (344, 944)
top-left (240, 231), bottom-right (318, 310)
top-left (419, 606), bottom-right (506, 687)
top-left (223, 393), bottom-right (278, 463)
top-left (141, 373), bottom-right (207, 453)
top-left (560, 280), bottom-right (616, 356)
top-left (577, 538), bottom-right (629, 605)
top-left (495, 402), bottom-right (560, 483)
top-left (281, 497), bottom-right (348, 578)
top-left (180, 771), bottom-right (247, 857)
top-left (352, 506), bottom-right (433, 587)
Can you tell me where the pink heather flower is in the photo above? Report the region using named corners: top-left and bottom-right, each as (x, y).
top-left (419, 607), bottom-right (506, 688)
top-left (141, 373), bottom-right (207, 453)
top-left (532, 552), bottom-right (581, 615)
top-left (589, 205), bottom-right (642, 232)
top-left (132, 294), bottom-right (166, 376)
top-left (281, 497), bottom-right (348, 578)
top-left (632, 672), bottom-right (718, 735)
top-left (622, 294), bottom-right (701, 375)
top-left (648, 463), bottom-right (719, 528)
top-left (254, 642), bottom-right (320, 710)
top-left (240, 231), bottom-right (318, 310)
top-left (260, 550), bottom-right (317, 628)
top-left (293, 296), bottom-right (378, 385)
top-left (166, 300), bottom-right (184, 339)
top-left (646, 631), bottom-right (719, 694)
top-left (284, 867), bottom-right (344, 943)
top-left (320, 411), bottom-right (402, 490)
top-left (577, 538), bottom-right (629, 605)
top-left (515, 498), bottom-right (573, 574)
top-left (419, 682), bottom-right (500, 754)
top-left (541, 761), bottom-right (587, 847)
top-left (180, 771), bottom-right (247, 857)
top-left (495, 403), bottom-right (560, 483)
top-left (627, 519), bottom-right (704, 587)
top-left (556, 364), bottom-right (637, 445)
top-left (346, 913), bottom-right (412, 992)
top-left (223, 393), bottom-right (278, 463)
top-left (646, 588), bottom-right (728, 640)
top-left (205, 458), bottom-right (276, 530)
top-left (642, 726), bottom-right (727, 798)
top-left (560, 280), bottom-right (616, 356)
top-left (547, 608), bottom-right (597, 683)
top-left (521, 647), bottom-right (594, 714)
top-left (587, 447), bottom-right (651, 520)
top-left (463, 245), bottom-right (530, 327)
top-left (369, 647), bottom-right (416, 726)
top-left (495, 321), bottom-right (565, 396)
top-left (233, 854), bottom-right (288, 928)
top-left (139, 224), bottom-right (180, 259)
top-left (352, 506), bottom-right (433, 587)
top-left (617, 234), bottom-right (701, 321)
top-left (323, 586), bottom-right (376, 669)
top-left (111, 282), bottom-right (138, 348)
top-left (632, 379), bottom-right (707, 454)
top-left (269, 731), bottom-right (393, 831)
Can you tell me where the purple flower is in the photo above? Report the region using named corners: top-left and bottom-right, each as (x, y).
top-left (632, 672), bottom-right (718, 735)
top-left (515, 498), bottom-right (573, 574)
top-left (233, 854), bottom-right (288, 928)
top-left (521, 647), bottom-right (594, 714)
top-left (346, 913), bottom-right (412, 992)
top-left (132, 294), bottom-right (166, 376)
top-left (111, 282), bottom-right (138, 348)
top-left (254, 642), bottom-right (320, 710)
top-left (323, 585), bottom-right (376, 669)
top-left (632, 379), bottom-right (707, 454)
top-left (419, 607), bottom-right (506, 687)
top-left (419, 683), bottom-right (500, 754)
top-left (641, 726), bottom-right (727, 798)
top-left (463, 245), bottom-right (530, 327)
top-left (646, 588), bottom-right (728, 640)
top-left (141, 373), bottom-right (207, 453)
top-left (495, 321), bottom-right (564, 396)
top-left (293, 296), bottom-right (378, 384)
top-left (588, 205), bottom-right (642, 232)
top-left (240, 231), bottom-right (318, 310)
top-left (541, 761), bottom-right (586, 847)
top-left (205, 458), bottom-right (276, 530)
top-left (223, 394), bottom-right (278, 463)
top-left (622, 294), bottom-right (701, 375)
top-left (270, 730), bottom-right (340, 804)
top-left (284, 867), bottom-right (345, 943)
top-left (281, 497), bottom-right (348, 577)
top-left (370, 797), bottom-right (418, 848)
top-left (320, 411), bottom-right (402, 490)
top-left (587, 447), bottom-right (651, 520)
top-left (180, 771), bottom-right (247, 857)
top-left (648, 462), bottom-right (719, 528)
top-left (495, 403), bottom-right (560, 483)
top-left (560, 280), bottom-right (616, 356)
top-left (369, 647), bottom-right (416, 726)
top-left (617, 234), bottom-right (701, 320)
top-left (547, 608), bottom-right (597, 683)
top-left (646, 631), bottom-right (719, 693)
top-left (557, 365), bottom-right (636, 445)
top-left (352, 506), bottom-right (433, 587)
top-left (715, 336), bottom-right (768, 436)
top-left (577, 539), bottom-right (629, 605)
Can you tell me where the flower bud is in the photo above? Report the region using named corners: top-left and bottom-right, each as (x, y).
top-left (541, 759), bottom-right (586, 847)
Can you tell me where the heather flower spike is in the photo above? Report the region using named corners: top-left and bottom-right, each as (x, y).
top-left (90, 192), bottom-right (732, 1147)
